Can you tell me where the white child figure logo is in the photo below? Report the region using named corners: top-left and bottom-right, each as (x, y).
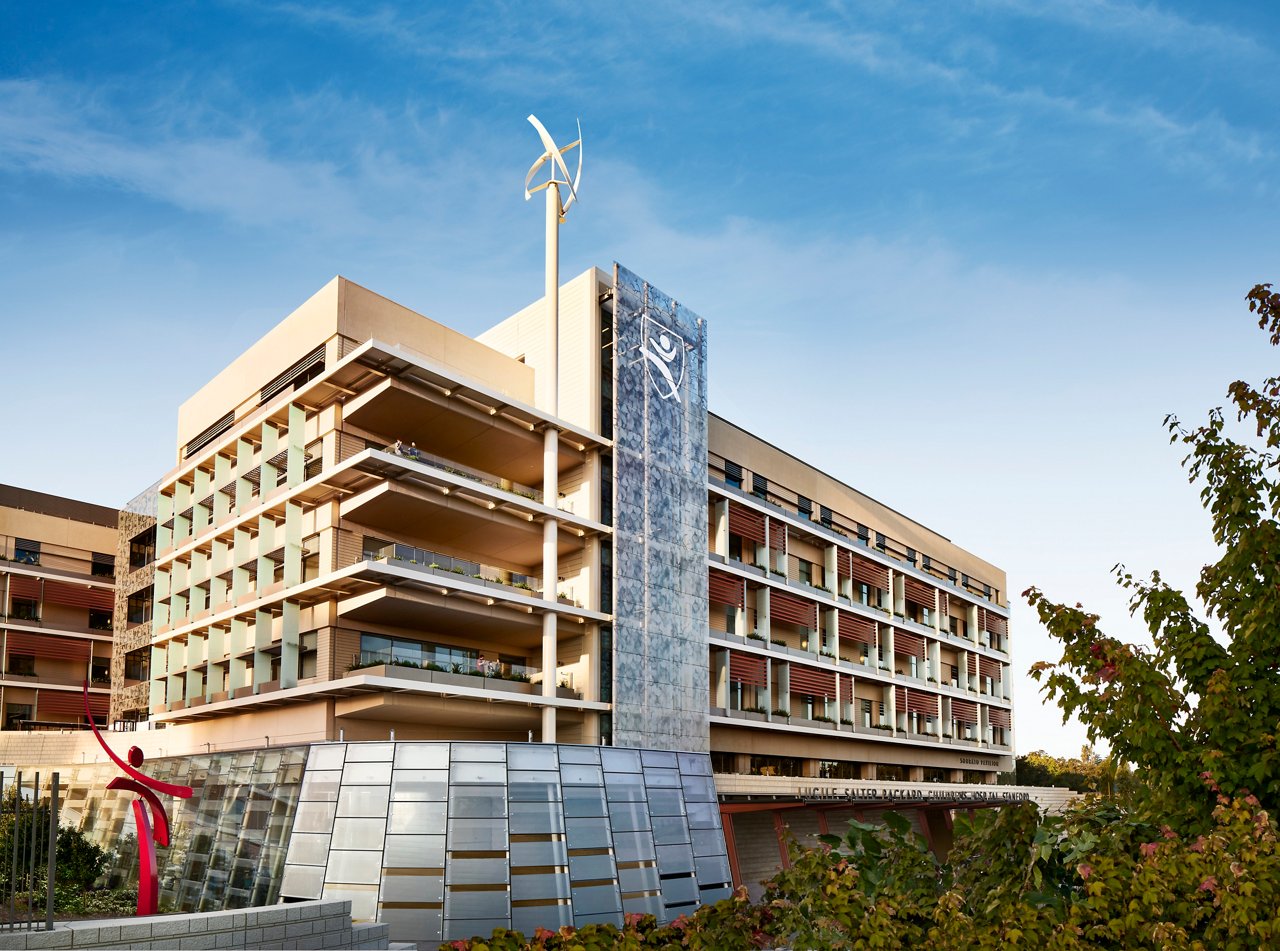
top-left (642, 314), bottom-right (686, 402)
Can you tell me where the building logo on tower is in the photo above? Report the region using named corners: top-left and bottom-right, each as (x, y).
top-left (642, 314), bottom-right (686, 402)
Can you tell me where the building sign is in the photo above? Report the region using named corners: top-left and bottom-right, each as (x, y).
top-left (799, 785), bottom-right (1031, 804)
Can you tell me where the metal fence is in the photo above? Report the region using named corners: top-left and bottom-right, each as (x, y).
top-left (0, 771), bottom-right (59, 931)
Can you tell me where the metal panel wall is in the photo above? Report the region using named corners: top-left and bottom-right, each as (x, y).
top-left (610, 264), bottom-right (710, 753)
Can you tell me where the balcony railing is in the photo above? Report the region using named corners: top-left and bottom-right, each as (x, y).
top-left (381, 443), bottom-right (544, 504)
top-left (364, 544), bottom-right (543, 597)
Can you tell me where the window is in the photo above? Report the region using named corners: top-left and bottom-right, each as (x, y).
top-left (4, 705), bottom-right (31, 730)
top-left (7, 654), bottom-right (35, 676)
top-left (875, 532), bottom-right (887, 552)
top-left (10, 598), bottom-right (38, 622)
top-left (91, 553), bottom-right (115, 577)
top-left (127, 586), bottom-right (153, 626)
top-left (820, 505), bottom-right (833, 529)
top-left (13, 539), bottom-right (39, 566)
top-left (906, 547), bottom-right (917, 566)
top-left (88, 608), bottom-right (113, 631)
top-left (724, 460), bottom-right (742, 489)
top-left (796, 558), bottom-right (812, 585)
top-left (129, 527), bottom-right (156, 571)
top-left (91, 659), bottom-right (110, 684)
top-left (124, 647), bottom-right (150, 682)
top-left (751, 474), bottom-right (767, 499)
top-left (797, 496), bottom-right (812, 520)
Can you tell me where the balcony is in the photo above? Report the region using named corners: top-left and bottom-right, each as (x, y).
top-left (345, 651), bottom-right (581, 699)
top-left (365, 543), bottom-right (545, 598)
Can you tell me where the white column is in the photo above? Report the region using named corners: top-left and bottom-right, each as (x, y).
top-left (542, 427), bottom-right (559, 742)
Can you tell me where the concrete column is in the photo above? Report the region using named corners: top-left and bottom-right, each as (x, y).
top-left (261, 423), bottom-right (280, 495)
top-left (286, 403), bottom-right (306, 487)
top-left (541, 427), bottom-right (559, 742)
top-left (908, 766), bottom-right (925, 782)
top-left (252, 609), bottom-right (273, 688)
top-left (824, 544), bottom-right (837, 594)
top-left (773, 664), bottom-right (790, 718)
top-left (756, 586), bottom-right (771, 641)
top-left (235, 438), bottom-right (254, 514)
top-left (713, 499), bottom-right (729, 558)
top-left (280, 601), bottom-right (300, 689)
top-left (712, 649), bottom-right (728, 708)
top-left (859, 763), bottom-right (877, 781)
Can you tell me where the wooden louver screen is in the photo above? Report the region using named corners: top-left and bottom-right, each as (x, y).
top-left (708, 570), bottom-right (745, 608)
top-left (839, 673), bottom-right (853, 699)
top-left (893, 629), bottom-right (926, 659)
top-left (44, 581), bottom-right (112, 611)
top-left (769, 590), bottom-right (817, 629)
top-left (939, 591), bottom-right (950, 620)
top-left (7, 576), bottom-right (39, 600)
top-left (979, 657), bottom-right (1003, 680)
top-left (836, 548), bottom-right (851, 578)
top-left (849, 556), bottom-right (889, 592)
top-left (895, 686), bottom-right (939, 715)
top-left (6, 632), bottom-right (89, 660)
top-left (37, 691), bottom-right (105, 717)
top-left (968, 653), bottom-right (979, 676)
top-left (837, 611), bottom-right (875, 645)
top-left (988, 707), bottom-right (1011, 729)
top-left (727, 503), bottom-right (765, 545)
top-left (951, 698), bottom-right (978, 724)
top-left (729, 651), bottom-right (767, 688)
top-left (903, 577), bottom-right (935, 609)
top-left (981, 609), bottom-right (1008, 637)
top-left (789, 665), bottom-right (836, 697)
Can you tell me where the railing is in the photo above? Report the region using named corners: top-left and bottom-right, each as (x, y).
top-left (377, 442), bottom-right (543, 503)
top-left (351, 650), bottom-right (540, 682)
top-left (363, 544), bottom-right (542, 596)
top-left (0, 770), bottom-right (59, 931)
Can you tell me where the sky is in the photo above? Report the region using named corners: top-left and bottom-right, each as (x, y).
top-left (3, 0), bottom-right (1278, 758)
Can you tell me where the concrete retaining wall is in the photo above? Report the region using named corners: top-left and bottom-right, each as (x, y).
top-left (0, 899), bottom-right (389, 950)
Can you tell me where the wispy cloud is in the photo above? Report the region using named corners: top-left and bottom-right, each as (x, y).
top-left (0, 79), bottom-right (373, 231)
top-left (981, 0), bottom-right (1267, 62)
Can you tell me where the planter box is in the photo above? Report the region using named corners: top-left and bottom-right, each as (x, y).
top-left (482, 677), bottom-right (534, 695)
top-left (734, 710), bottom-right (766, 722)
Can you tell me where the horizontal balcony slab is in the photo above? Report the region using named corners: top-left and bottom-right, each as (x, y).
top-left (341, 479), bottom-right (588, 568)
top-left (343, 377), bottom-right (590, 490)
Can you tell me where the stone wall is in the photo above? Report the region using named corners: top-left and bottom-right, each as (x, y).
top-left (0, 900), bottom-right (388, 950)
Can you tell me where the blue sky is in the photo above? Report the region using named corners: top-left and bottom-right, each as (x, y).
top-left (3, 1), bottom-right (1277, 757)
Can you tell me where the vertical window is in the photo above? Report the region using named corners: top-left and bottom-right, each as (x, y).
top-left (751, 474), bottom-right (768, 499)
top-left (797, 496), bottom-right (812, 520)
top-left (127, 586), bottom-right (154, 625)
top-left (906, 547), bottom-right (917, 566)
top-left (91, 659), bottom-right (110, 684)
top-left (820, 505), bottom-right (833, 529)
top-left (724, 460), bottom-right (742, 489)
top-left (129, 527), bottom-right (156, 570)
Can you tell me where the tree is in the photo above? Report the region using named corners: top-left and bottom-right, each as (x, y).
top-left (1027, 283), bottom-right (1280, 824)
top-left (1011, 747), bottom-right (1137, 798)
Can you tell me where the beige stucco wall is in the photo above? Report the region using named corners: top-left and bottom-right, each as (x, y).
top-left (478, 267), bottom-right (608, 431)
top-left (0, 506), bottom-right (117, 558)
top-left (177, 278), bottom-right (535, 454)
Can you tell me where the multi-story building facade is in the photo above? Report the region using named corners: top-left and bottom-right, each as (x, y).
top-left (118, 264), bottom-right (1012, 786)
top-left (0, 484), bottom-right (116, 728)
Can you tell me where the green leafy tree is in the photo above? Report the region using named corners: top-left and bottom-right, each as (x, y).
top-left (1027, 283), bottom-right (1280, 824)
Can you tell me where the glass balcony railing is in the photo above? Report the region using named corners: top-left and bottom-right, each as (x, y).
top-left (363, 543), bottom-right (542, 596)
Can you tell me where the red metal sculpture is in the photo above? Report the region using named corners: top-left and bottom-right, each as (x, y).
top-left (83, 684), bottom-right (193, 915)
